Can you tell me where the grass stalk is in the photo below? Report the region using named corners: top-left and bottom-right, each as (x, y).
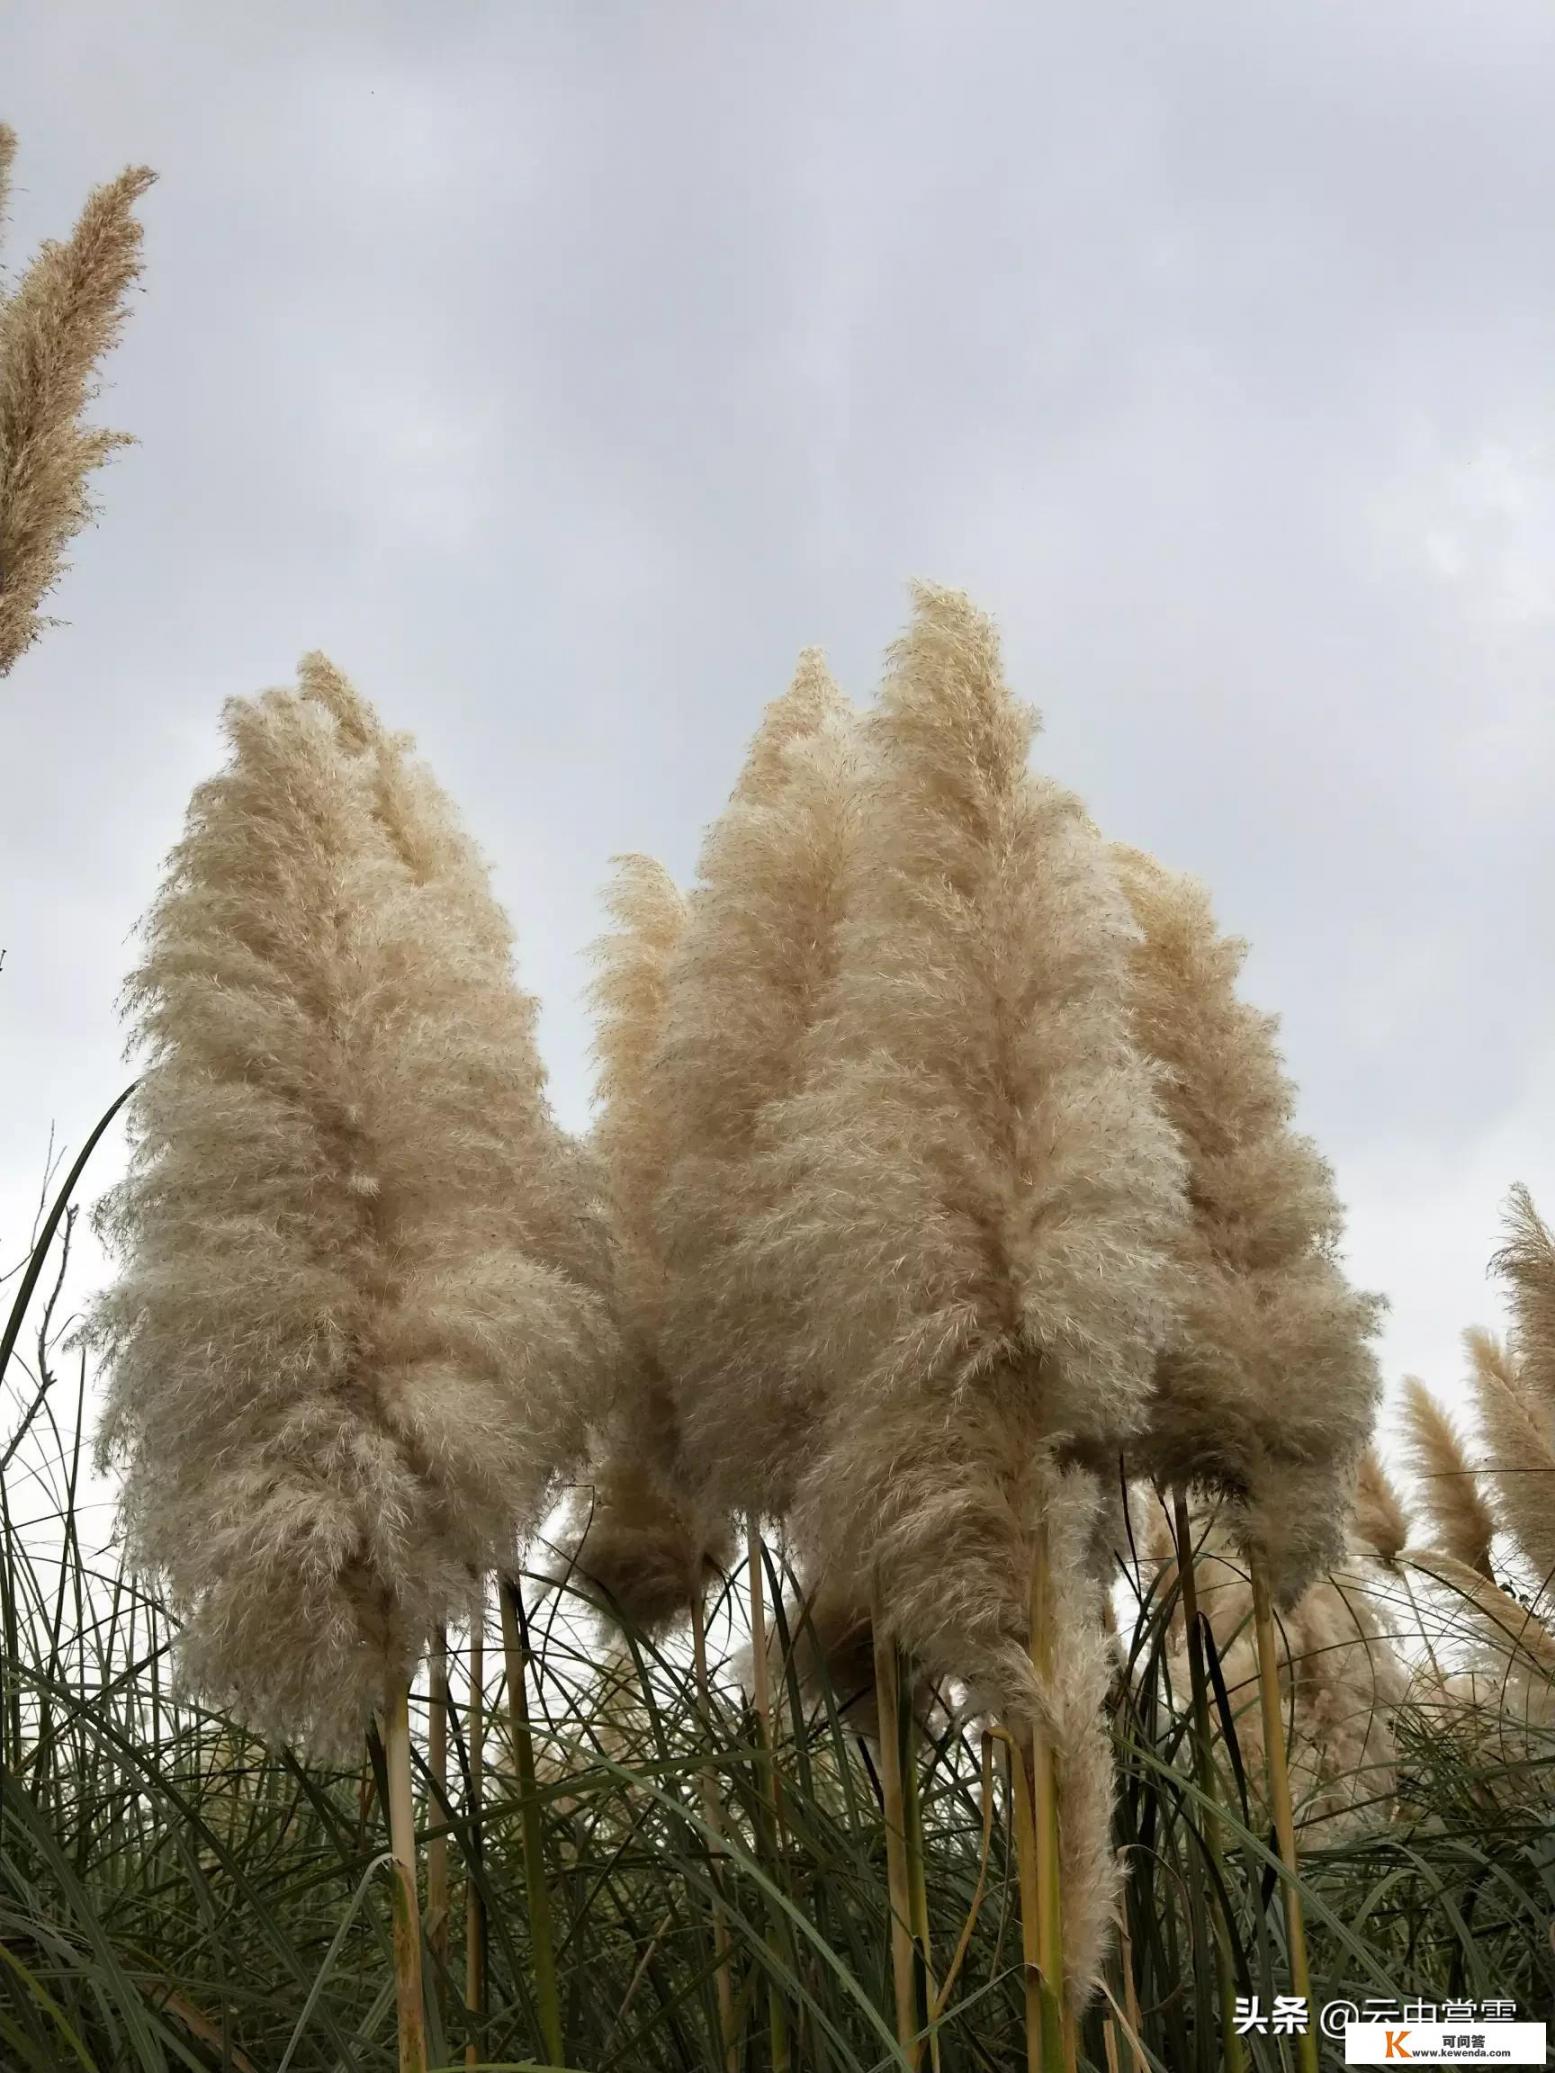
top-left (464, 1588), bottom-right (486, 2070)
top-left (1028, 1518), bottom-right (1071, 2073)
top-left (747, 1521), bottom-right (792, 2073)
top-left (1172, 1491), bottom-right (1245, 2073)
top-left (426, 1628), bottom-right (449, 1977)
top-left (901, 1691), bottom-right (941, 2073)
top-left (871, 1590), bottom-right (920, 2067)
top-left (1249, 1560), bottom-right (1317, 2073)
top-left (499, 1575), bottom-right (564, 2071)
top-left (691, 1588), bottom-right (739, 2073)
top-left (932, 1729), bottom-right (995, 2025)
top-left (1007, 1726), bottom-right (1047, 2073)
top-left (1118, 1914), bottom-right (1148, 2073)
top-left (383, 1679), bottom-right (429, 2073)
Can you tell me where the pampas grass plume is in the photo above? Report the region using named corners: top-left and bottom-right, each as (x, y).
top-left (1492, 1185), bottom-right (1555, 1416)
top-left (1112, 846), bottom-right (1383, 1603)
top-left (1, 129), bottom-right (154, 673)
top-left (771, 590), bottom-right (1185, 1661)
top-left (751, 587), bottom-right (1186, 2004)
top-left (656, 649), bottom-right (857, 1520)
top-left (550, 854), bottom-right (732, 1636)
top-left (90, 659), bottom-right (618, 1752)
top-left (590, 853), bottom-right (688, 1357)
top-left (1351, 1449), bottom-right (1410, 1569)
top-left (1468, 1320), bottom-right (1555, 1599)
top-left (1401, 1376), bottom-right (1496, 1579)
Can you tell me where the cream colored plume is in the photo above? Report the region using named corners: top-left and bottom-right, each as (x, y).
top-left (1, 127), bottom-right (154, 673)
top-left (654, 649), bottom-right (858, 1520)
top-left (90, 660), bottom-right (618, 1753)
top-left (1350, 1449), bottom-right (1410, 1569)
top-left (1485, 1190), bottom-right (1555, 1601)
top-left (1495, 1185), bottom-right (1555, 1393)
top-left (748, 586), bottom-right (1186, 2003)
top-left (760, 590), bottom-right (1186, 1491)
top-left (1468, 1318), bottom-right (1555, 1602)
top-left (1111, 848), bottom-right (1383, 1604)
top-left (548, 1451), bottom-right (732, 1641)
top-left (548, 855), bottom-right (732, 1637)
top-left (590, 854), bottom-right (688, 1356)
top-left (1401, 1377), bottom-right (1495, 1579)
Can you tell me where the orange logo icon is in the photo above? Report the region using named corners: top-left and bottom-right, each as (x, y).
top-left (1383, 2033), bottom-right (1411, 2061)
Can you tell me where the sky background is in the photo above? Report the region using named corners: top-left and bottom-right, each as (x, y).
top-left (4, 1), bottom-right (1553, 1460)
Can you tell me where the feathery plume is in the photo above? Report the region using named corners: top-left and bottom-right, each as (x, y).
top-left (549, 855), bottom-right (731, 1637)
top-left (655, 649), bottom-right (858, 1520)
top-left (1467, 1324), bottom-right (1555, 1600)
top-left (90, 661), bottom-right (617, 1752)
top-left (766, 588), bottom-right (1185, 1549)
top-left (591, 854), bottom-right (686, 1351)
top-left (750, 587), bottom-right (1186, 2002)
top-left (0, 125), bottom-right (15, 245)
top-left (1401, 1377), bottom-right (1496, 1579)
top-left (1492, 1185), bottom-right (1555, 1414)
top-left (0, 142), bottom-right (154, 673)
top-left (1350, 1448), bottom-right (1410, 1569)
top-left (1111, 847), bottom-right (1383, 1604)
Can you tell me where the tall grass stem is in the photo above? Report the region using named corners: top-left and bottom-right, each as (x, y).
top-left (383, 1681), bottom-right (429, 2073)
top-left (426, 1628), bottom-right (449, 1977)
top-left (1028, 1520), bottom-right (1070, 2073)
top-left (692, 1589), bottom-right (740, 2072)
top-left (499, 1576), bottom-right (564, 2070)
top-left (464, 1588), bottom-right (486, 2069)
top-left (872, 1590), bottom-right (920, 2067)
top-left (1173, 1491), bottom-right (1245, 2073)
top-left (1250, 1562), bottom-right (1317, 2073)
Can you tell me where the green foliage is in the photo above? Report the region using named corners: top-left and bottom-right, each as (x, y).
top-left (2, 1137), bottom-right (1551, 2071)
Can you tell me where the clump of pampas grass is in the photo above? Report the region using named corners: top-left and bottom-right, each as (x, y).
top-left (90, 658), bottom-right (618, 1753)
top-left (759, 591), bottom-right (1185, 1683)
top-left (549, 855), bottom-right (731, 1638)
top-left (0, 124), bottom-right (154, 674)
top-left (1111, 848), bottom-right (1383, 1604)
top-left (748, 586), bottom-right (1187, 2002)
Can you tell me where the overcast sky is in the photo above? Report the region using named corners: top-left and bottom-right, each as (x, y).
top-left (5, 1), bottom-right (1553, 1446)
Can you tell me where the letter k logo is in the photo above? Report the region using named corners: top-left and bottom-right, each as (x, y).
top-left (1384, 2032), bottom-right (1411, 2060)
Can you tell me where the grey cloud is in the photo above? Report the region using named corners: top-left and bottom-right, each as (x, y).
top-left (4, 0), bottom-right (1552, 1406)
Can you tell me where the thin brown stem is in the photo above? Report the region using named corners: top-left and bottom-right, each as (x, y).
top-left (1172, 1491), bottom-right (1245, 2073)
top-left (464, 1591), bottom-right (486, 2069)
top-left (1250, 1561), bottom-right (1317, 2073)
top-left (872, 1583), bottom-right (920, 2069)
top-left (499, 1577), bottom-right (563, 2070)
top-left (426, 1628), bottom-right (450, 1978)
top-left (932, 1730), bottom-right (995, 2021)
top-left (747, 1520), bottom-right (791, 2073)
top-left (1008, 1723), bottom-right (1045, 2073)
top-left (383, 1681), bottom-right (428, 2073)
top-left (692, 1589), bottom-right (739, 2073)
top-left (1027, 1520), bottom-right (1070, 2072)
